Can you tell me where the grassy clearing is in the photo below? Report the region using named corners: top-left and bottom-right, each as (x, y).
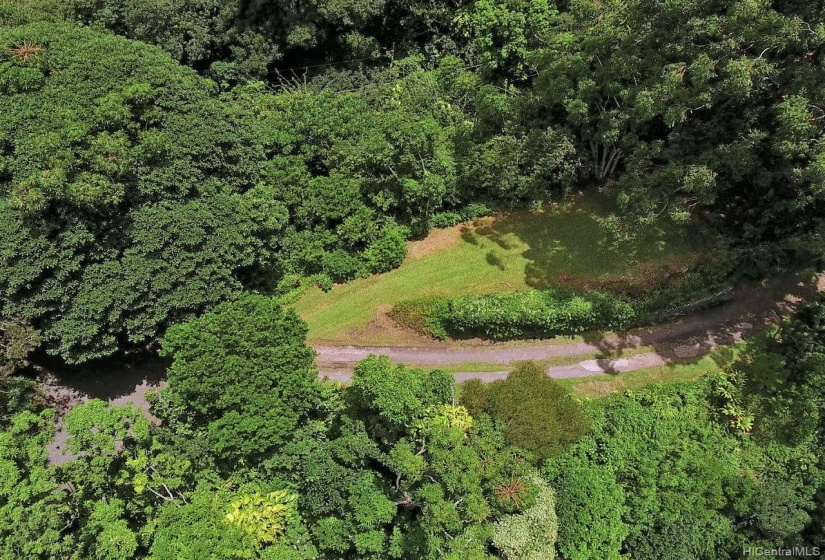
top-left (294, 194), bottom-right (711, 344)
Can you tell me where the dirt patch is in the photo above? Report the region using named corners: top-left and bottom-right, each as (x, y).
top-left (37, 358), bottom-right (167, 465)
top-left (344, 304), bottom-right (434, 345)
top-left (405, 226), bottom-right (462, 261)
top-left (404, 216), bottom-right (498, 261)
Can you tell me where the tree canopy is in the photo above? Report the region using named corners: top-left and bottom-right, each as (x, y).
top-left (2, 1), bottom-right (825, 557)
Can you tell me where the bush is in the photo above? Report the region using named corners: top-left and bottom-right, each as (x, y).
top-left (460, 362), bottom-right (590, 461)
top-left (392, 275), bottom-right (735, 341)
top-left (312, 274), bottom-right (334, 292)
top-left (362, 224), bottom-right (408, 274)
top-left (428, 203), bottom-right (493, 229)
top-left (443, 288), bottom-right (636, 340)
top-left (388, 296), bottom-right (449, 339)
top-left (428, 211), bottom-right (463, 229)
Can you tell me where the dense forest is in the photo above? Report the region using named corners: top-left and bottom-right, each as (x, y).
top-left (1, 0), bottom-right (825, 558)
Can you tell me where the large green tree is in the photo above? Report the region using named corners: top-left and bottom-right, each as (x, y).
top-left (157, 294), bottom-right (321, 468)
top-left (0, 23), bottom-right (283, 363)
top-left (525, 0), bottom-right (825, 270)
top-left (461, 362), bottom-right (590, 461)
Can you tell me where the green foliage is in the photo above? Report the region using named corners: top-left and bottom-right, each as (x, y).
top-left (401, 288), bottom-right (636, 340)
top-left (395, 270), bottom-right (734, 341)
top-left (545, 457), bottom-right (628, 559)
top-left (0, 410), bottom-right (67, 560)
top-left (0, 23), bottom-right (478, 363)
top-left (264, 356), bottom-right (551, 559)
top-left (0, 23), bottom-right (280, 363)
top-left (6, 0), bottom-right (825, 364)
top-left (457, 0), bottom-right (554, 81)
top-left (224, 491), bottom-right (299, 547)
top-left (633, 270), bottom-right (732, 323)
top-left (526, 0), bottom-right (825, 270)
top-left (158, 294), bottom-right (321, 467)
top-left (491, 475), bottom-right (558, 560)
top-left (0, 316), bottom-right (41, 422)
top-left (726, 296), bottom-right (825, 445)
top-left (63, 0), bottom-right (461, 84)
top-left (0, 316), bottom-right (40, 373)
top-left (545, 377), bottom-right (825, 557)
top-left (296, 195), bottom-right (706, 344)
top-left (58, 399), bottom-right (196, 557)
top-left (82, 499), bottom-right (138, 560)
top-left (0, 0), bottom-right (64, 27)
top-left (4, 0), bottom-right (825, 557)
top-left (388, 296), bottom-right (449, 339)
top-left (348, 355), bottom-right (453, 443)
top-left (148, 486), bottom-right (260, 560)
top-left (461, 362), bottom-right (589, 462)
top-left (460, 128), bottom-right (578, 205)
top-left (427, 202), bottom-right (492, 229)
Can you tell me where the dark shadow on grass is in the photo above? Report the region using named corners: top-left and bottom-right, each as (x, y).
top-left (460, 225), bottom-right (479, 245)
top-left (468, 197), bottom-right (702, 291)
top-left (486, 252), bottom-right (505, 270)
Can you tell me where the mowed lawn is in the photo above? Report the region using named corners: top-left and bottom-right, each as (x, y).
top-left (293, 195), bottom-right (710, 344)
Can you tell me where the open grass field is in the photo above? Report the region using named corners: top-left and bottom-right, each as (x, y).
top-left (293, 194), bottom-right (715, 344)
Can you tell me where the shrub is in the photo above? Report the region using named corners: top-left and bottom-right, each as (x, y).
top-left (392, 275), bottom-right (735, 341)
top-left (458, 379), bottom-right (489, 417)
top-left (428, 211), bottom-right (463, 229)
top-left (428, 203), bottom-right (493, 229)
top-left (443, 288), bottom-right (636, 340)
top-left (492, 475), bottom-right (558, 560)
top-left (312, 274), bottom-right (334, 292)
top-left (460, 362), bottom-right (589, 461)
top-left (388, 296), bottom-right (450, 339)
top-left (362, 224), bottom-right (408, 274)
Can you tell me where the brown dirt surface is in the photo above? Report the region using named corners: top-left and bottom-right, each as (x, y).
top-left (344, 304), bottom-right (434, 346)
top-left (404, 224), bottom-right (465, 261)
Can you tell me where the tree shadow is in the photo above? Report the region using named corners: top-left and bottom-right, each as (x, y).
top-left (35, 352), bottom-right (169, 403)
top-left (486, 252), bottom-right (505, 270)
top-left (467, 198), bottom-right (698, 292)
top-left (577, 270), bottom-right (822, 375)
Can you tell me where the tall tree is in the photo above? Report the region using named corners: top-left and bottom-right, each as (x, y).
top-left (157, 294), bottom-right (321, 468)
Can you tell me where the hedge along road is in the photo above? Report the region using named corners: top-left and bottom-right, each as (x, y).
top-left (315, 271), bottom-right (825, 381)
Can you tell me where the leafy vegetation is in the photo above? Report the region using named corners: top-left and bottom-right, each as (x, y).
top-left (461, 362), bottom-right (590, 461)
top-left (296, 197), bottom-right (706, 343)
top-left (421, 288), bottom-right (637, 340)
top-left (393, 268), bottom-right (730, 340)
top-left (2, 297), bottom-right (824, 558)
top-left (543, 298), bottom-right (825, 556)
top-left (3, 0), bottom-right (825, 557)
top-left (0, 23), bottom-right (482, 362)
top-left (0, 296), bottom-right (825, 560)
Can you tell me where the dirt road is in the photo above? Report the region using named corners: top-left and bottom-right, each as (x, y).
top-left (317, 272), bottom-right (824, 380)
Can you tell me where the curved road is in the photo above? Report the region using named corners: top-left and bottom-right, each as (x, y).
top-left (316, 272), bottom-right (824, 381)
top-left (40, 272), bottom-right (822, 463)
